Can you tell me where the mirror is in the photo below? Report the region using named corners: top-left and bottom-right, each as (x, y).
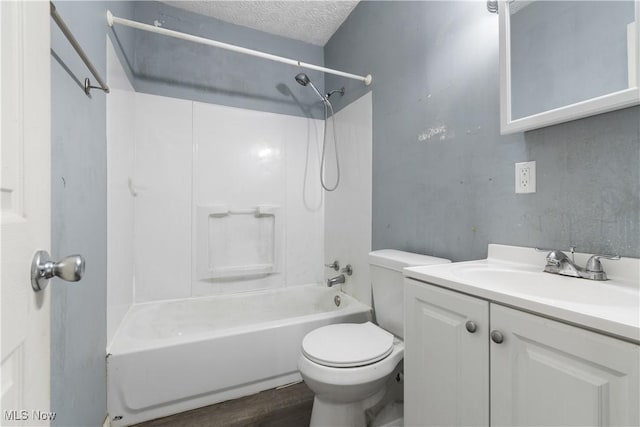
top-left (499, 0), bottom-right (640, 134)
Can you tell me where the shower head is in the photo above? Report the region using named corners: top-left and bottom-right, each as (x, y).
top-left (295, 73), bottom-right (310, 86)
top-left (487, 0), bottom-right (498, 14)
top-left (294, 73), bottom-right (326, 103)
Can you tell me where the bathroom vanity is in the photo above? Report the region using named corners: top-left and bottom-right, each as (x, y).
top-left (403, 244), bottom-right (640, 426)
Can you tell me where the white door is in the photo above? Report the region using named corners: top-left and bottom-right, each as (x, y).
top-left (491, 304), bottom-right (640, 426)
top-left (1, 1), bottom-right (52, 426)
top-left (404, 279), bottom-right (490, 427)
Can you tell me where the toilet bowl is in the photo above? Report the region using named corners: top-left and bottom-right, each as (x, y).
top-left (298, 322), bottom-right (404, 427)
top-left (299, 250), bottom-right (451, 427)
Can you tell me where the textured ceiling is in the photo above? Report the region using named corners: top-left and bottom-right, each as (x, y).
top-left (161, 1), bottom-right (359, 46)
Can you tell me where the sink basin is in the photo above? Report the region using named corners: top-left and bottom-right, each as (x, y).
top-left (449, 264), bottom-right (639, 308)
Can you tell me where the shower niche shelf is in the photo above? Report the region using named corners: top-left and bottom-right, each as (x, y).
top-left (196, 204), bottom-right (282, 280)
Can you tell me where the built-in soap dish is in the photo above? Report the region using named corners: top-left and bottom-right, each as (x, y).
top-left (196, 205), bottom-right (282, 280)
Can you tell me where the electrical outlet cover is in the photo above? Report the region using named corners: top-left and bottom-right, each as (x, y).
top-left (515, 161), bottom-right (536, 194)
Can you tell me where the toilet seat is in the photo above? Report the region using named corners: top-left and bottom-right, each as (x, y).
top-left (302, 322), bottom-right (394, 368)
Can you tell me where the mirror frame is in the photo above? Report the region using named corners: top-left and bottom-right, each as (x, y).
top-left (499, 0), bottom-right (640, 135)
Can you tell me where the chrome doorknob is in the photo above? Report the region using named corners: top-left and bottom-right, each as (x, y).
top-left (490, 330), bottom-right (505, 344)
top-left (30, 250), bottom-right (85, 292)
top-left (465, 321), bottom-right (478, 333)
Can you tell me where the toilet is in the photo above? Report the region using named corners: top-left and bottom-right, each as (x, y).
top-left (298, 250), bottom-right (451, 427)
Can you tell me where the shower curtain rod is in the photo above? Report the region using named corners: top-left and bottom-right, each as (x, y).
top-left (106, 11), bottom-right (372, 86)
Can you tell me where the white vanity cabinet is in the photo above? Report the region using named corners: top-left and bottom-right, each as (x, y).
top-left (404, 278), bottom-right (640, 427)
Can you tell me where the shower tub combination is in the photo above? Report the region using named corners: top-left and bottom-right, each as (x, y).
top-left (107, 284), bottom-right (371, 426)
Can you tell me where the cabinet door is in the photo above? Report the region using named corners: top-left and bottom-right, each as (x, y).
top-left (491, 304), bottom-right (640, 426)
top-left (404, 279), bottom-right (489, 426)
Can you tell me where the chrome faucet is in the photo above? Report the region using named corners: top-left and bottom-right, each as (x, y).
top-left (326, 274), bottom-right (346, 287)
top-left (541, 248), bottom-right (620, 281)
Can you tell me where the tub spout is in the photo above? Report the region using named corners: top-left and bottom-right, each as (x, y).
top-left (326, 274), bottom-right (346, 287)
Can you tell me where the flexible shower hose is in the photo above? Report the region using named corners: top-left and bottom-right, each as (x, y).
top-left (321, 100), bottom-right (340, 192)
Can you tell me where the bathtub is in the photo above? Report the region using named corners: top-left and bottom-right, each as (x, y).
top-left (106, 284), bottom-right (371, 426)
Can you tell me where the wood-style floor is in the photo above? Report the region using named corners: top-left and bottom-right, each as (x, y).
top-left (133, 381), bottom-right (314, 427)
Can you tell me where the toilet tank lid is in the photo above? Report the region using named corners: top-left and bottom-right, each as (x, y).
top-left (369, 249), bottom-right (451, 272)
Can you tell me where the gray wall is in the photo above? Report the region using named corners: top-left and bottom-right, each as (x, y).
top-left (325, 1), bottom-right (640, 261)
top-left (132, 2), bottom-right (325, 119)
top-left (51, 2), bottom-right (134, 426)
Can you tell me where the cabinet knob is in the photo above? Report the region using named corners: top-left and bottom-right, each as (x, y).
top-left (465, 320), bottom-right (477, 333)
top-left (490, 330), bottom-right (504, 344)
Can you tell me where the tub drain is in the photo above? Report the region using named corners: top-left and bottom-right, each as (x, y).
top-left (334, 295), bottom-right (341, 307)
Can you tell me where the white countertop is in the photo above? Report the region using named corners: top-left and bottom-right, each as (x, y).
top-left (404, 244), bottom-right (640, 343)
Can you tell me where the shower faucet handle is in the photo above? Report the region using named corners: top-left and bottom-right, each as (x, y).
top-left (341, 264), bottom-right (353, 276)
top-left (325, 260), bottom-right (340, 271)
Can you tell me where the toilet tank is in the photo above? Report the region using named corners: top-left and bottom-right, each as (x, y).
top-left (369, 250), bottom-right (451, 338)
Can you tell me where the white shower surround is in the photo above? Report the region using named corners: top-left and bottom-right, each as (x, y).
top-left (135, 94), bottom-right (327, 301)
top-left (106, 40), bottom-right (136, 343)
top-left (324, 92), bottom-right (373, 306)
